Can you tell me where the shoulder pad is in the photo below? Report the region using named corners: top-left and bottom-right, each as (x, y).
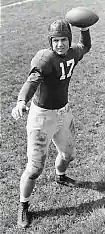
top-left (70, 42), bottom-right (83, 61)
top-left (30, 49), bottom-right (54, 75)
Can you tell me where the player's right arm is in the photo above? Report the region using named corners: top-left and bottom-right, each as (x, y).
top-left (12, 49), bottom-right (53, 120)
top-left (12, 63), bottom-right (43, 120)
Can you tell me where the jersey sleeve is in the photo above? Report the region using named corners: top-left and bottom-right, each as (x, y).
top-left (18, 71), bottom-right (43, 103)
top-left (18, 49), bottom-right (52, 103)
top-left (72, 29), bottom-right (91, 63)
top-left (30, 49), bottom-right (53, 76)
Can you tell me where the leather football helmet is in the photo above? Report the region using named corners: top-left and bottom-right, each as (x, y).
top-left (48, 19), bottom-right (72, 47)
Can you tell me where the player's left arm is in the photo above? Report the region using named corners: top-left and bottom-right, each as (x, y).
top-left (72, 28), bottom-right (91, 62)
top-left (79, 28), bottom-right (91, 52)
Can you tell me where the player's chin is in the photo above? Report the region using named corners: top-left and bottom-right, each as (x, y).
top-left (56, 49), bottom-right (67, 55)
top-left (57, 52), bottom-right (64, 55)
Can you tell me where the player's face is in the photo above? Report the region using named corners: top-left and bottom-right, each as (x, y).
top-left (52, 37), bottom-right (69, 55)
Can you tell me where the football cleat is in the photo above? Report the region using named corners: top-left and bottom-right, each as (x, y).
top-left (56, 174), bottom-right (75, 186)
top-left (17, 202), bottom-right (29, 228)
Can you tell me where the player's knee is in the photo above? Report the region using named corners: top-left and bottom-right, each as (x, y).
top-left (62, 146), bottom-right (76, 162)
top-left (62, 152), bottom-right (73, 162)
top-left (65, 143), bottom-right (76, 159)
top-left (26, 160), bottom-right (45, 180)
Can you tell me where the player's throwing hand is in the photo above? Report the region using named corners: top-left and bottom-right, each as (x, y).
top-left (12, 101), bottom-right (28, 120)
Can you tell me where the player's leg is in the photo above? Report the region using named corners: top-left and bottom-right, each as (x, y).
top-left (53, 104), bottom-right (76, 184)
top-left (20, 129), bottom-right (48, 202)
top-left (18, 103), bottom-right (57, 227)
top-left (18, 131), bottom-right (49, 228)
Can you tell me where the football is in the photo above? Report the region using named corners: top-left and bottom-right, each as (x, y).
top-left (65, 7), bottom-right (99, 28)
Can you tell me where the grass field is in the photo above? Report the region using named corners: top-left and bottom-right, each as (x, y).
top-left (1, 0), bottom-right (105, 233)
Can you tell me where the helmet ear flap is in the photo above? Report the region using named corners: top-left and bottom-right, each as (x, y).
top-left (48, 36), bottom-right (52, 48)
top-left (66, 21), bottom-right (71, 31)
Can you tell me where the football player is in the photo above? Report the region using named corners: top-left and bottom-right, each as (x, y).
top-left (12, 19), bottom-right (91, 228)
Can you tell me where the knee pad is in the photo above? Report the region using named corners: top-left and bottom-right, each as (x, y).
top-left (26, 160), bottom-right (45, 180)
top-left (60, 152), bottom-right (73, 162)
top-left (63, 143), bottom-right (76, 161)
top-left (59, 147), bottom-right (76, 162)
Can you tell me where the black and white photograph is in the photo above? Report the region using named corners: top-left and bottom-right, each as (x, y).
top-left (1, 0), bottom-right (105, 233)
